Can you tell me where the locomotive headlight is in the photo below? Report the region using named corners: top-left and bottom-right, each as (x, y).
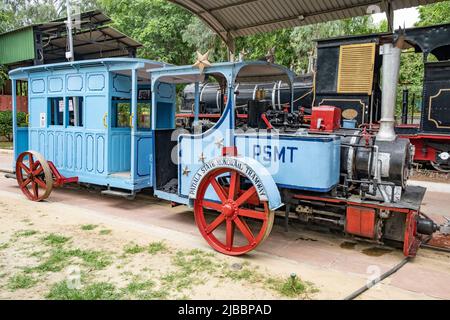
top-left (438, 152), bottom-right (450, 161)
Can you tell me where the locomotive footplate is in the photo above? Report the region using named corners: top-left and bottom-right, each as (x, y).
top-left (287, 186), bottom-right (428, 257)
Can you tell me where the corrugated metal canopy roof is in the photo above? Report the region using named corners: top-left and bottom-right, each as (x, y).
top-left (168, 0), bottom-right (445, 48)
top-left (43, 26), bottom-right (142, 63)
top-left (0, 10), bottom-right (142, 67)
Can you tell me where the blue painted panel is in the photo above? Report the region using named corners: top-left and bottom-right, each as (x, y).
top-left (96, 135), bottom-right (105, 174)
top-left (67, 74), bottom-right (83, 92)
top-left (86, 134), bottom-right (94, 172)
top-left (47, 132), bottom-right (55, 162)
top-left (29, 97), bottom-right (46, 127)
top-left (87, 73), bottom-right (105, 92)
top-left (110, 129), bottom-right (131, 172)
top-left (235, 134), bottom-right (341, 192)
top-left (38, 131), bottom-right (45, 154)
top-left (112, 74), bottom-right (131, 94)
top-left (65, 133), bottom-right (74, 170)
top-left (136, 135), bottom-right (152, 177)
top-left (55, 132), bottom-right (64, 167)
top-left (15, 128), bottom-right (29, 160)
top-left (156, 102), bottom-right (175, 129)
top-left (31, 79), bottom-right (45, 94)
top-left (156, 82), bottom-right (174, 99)
top-left (84, 96), bottom-right (108, 130)
top-left (75, 133), bottom-right (83, 171)
top-left (48, 77), bottom-right (64, 93)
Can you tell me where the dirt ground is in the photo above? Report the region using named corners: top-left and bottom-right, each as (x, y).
top-left (0, 178), bottom-right (449, 300)
top-left (0, 150), bottom-right (449, 300)
top-left (0, 188), bottom-right (322, 300)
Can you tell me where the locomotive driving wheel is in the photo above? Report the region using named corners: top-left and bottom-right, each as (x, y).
top-left (194, 168), bottom-right (274, 256)
top-left (16, 151), bottom-right (53, 202)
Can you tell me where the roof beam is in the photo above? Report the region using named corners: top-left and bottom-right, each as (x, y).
top-left (208, 0), bottom-right (261, 12)
top-left (229, 0), bottom-right (382, 36)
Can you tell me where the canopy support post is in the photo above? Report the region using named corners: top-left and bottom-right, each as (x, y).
top-left (194, 81), bottom-right (200, 127)
top-left (384, 0), bottom-right (394, 32)
top-left (130, 68), bottom-right (138, 180)
top-left (227, 35), bottom-right (236, 62)
top-left (12, 79), bottom-right (17, 164)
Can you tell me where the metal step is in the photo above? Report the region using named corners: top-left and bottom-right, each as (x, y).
top-left (101, 189), bottom-right (136, 200)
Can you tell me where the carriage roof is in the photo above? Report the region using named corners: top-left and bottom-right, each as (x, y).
top-left (148, 61), bottom-right (296, 85)
top-left (9, 58), bottom-right (171, 81)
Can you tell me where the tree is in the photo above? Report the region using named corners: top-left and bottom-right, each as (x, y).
top-left (417, 1), bottom-right (450, 26)
top-left (99, 0), bottom-right (196, 65)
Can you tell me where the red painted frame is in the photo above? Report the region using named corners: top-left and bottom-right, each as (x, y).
top-left (293, 193), bottom-right (420, 257)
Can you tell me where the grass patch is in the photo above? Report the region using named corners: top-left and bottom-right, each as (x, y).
top-left (172, 249), bottom-right (217, 274)
top-left (47, 281), bottom-right (121, 300)
top-left (147, 241), bottom-right (168, 255)
top-left (123, 243), bottom-right (147, 255)
top-left (0, 141), bottom-right (12, 149)
top-left (0, 242), bottom-right (9, 250)
top-left (7, 274), bottom-right (37, 290)
top-left (80, 224), bottom-right (98, 231)
top-left (42, 234), bottom-right (71, 246)
top-left (34, 248), bottom-right (112, 273)
top-left (266, 275), bottom-right (309, 298)
top-left (125, 279), bottom-right (155, 295)
top-left (161, 271), bottom-right (197, 291)
top-left (160, 249), bottom-right (218, 292)
top-left (99, 229), bottom-right (112, 236)
top-left (14, 230), bottom-right (38, 238)
top-left (28, 250), bottom-right (47, 258)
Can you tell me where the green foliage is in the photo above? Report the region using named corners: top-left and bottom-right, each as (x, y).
top-left (266, 275), bottom-right (307, 298)
top-left (123, 242), bottom-right (147, 255)
top-left (34, 247), bottom-right (112, 273)
top-left (42, 234), bottom-right (71, 246)
top-left (125, 279), bottom-right (155, 295)
top-left (0, 111), bottom-right (28, 142)
top-left (417, 1), bottom-right (450, 27)
top-left (99, 0), bottom-right (195, 65)
top-left (80, 224), bottom-right (98, 231)
top-left (7, 273), bottom-right (38, 290)
top-left (99, 229), bottom-right (112, 235)
top-left (147, 241), bottom-right (167, 255)
top-left (47, 281), bottom-right (120, 300)
top-left (14, 229), bottom-right (38, 238)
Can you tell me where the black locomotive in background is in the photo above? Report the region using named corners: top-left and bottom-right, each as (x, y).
top-left (178, 23), bottom-right (450, 172)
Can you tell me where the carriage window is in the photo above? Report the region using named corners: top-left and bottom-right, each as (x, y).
top-left (49, 97), bottom-right (64, 126)
top-left (138, 103), bottom-right (151, 130)
top-left (68, 97), bottom-right (83, 127)
top-left (113, 101), bottom-right (131, 128)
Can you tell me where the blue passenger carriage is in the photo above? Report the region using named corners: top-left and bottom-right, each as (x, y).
top-left (9, 58), bottom-right (173, 197)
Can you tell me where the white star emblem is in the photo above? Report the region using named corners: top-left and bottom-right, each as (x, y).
top-left (193, 51), bottom-right (212, 73)
top-left (215, 138), bottom-right (224, 149)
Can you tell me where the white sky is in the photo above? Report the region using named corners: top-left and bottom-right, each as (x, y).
top-left (372, 7), bottom-right (420, 28)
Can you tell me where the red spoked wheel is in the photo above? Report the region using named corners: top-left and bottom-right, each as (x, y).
top-left (194, 168), bottom-right (274, 256)
top-left (16, 151), bottom-right (53, 202)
